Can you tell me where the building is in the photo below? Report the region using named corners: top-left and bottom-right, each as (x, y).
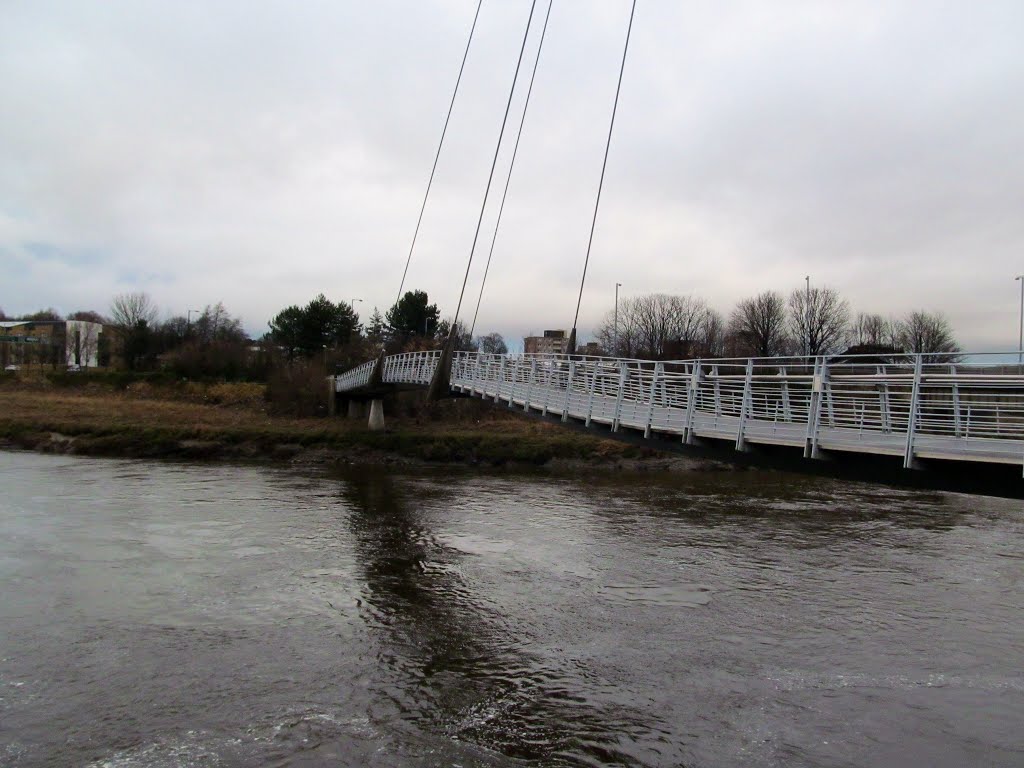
top-left (524, 329), bottom-right (570, 355)
top-left (0, 320), bottom-right (104, 369)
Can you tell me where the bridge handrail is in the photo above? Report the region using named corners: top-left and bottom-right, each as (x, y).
top-left (336, 349), bottom-right (1024, 468)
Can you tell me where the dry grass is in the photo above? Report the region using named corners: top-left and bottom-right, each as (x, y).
top-left (0, 380), bottom-right (634, 464)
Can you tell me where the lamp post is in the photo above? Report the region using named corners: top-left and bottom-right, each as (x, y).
top-left (186, 309), bottom-right (200, 337)
top-left (351, 298), bottom-right (363, 312)
top-left (614, 282), bottom-right (622, 353)
top-left (1016, 276), bottom-right (1023, 364)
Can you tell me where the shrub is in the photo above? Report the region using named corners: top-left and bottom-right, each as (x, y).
top-left (265, 360), bottom-right (329, 417)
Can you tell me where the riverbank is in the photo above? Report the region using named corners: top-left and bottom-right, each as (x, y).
top-left (0, 378), bottom-right (722, 471)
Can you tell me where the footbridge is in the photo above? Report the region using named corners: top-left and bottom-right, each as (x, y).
top-left (335, 350), bottom-right (1024, 492)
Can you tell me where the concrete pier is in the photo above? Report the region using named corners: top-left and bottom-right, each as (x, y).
top-left (368, 399), bottom-right (385, 431)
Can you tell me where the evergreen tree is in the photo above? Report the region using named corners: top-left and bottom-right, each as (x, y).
top-left (268, 294), bottom-right (360, 360)
top-left (386, 290), bottom-right (439, 337)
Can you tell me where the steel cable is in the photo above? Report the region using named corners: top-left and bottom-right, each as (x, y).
top-left (393, 0), bottom-right (484, 311)
top-left (450, 0), bottom-right (540, 334)
top-left (468, 0), bottom-right (555, 339)
top-left (569, 0), bottom-right (637, 350)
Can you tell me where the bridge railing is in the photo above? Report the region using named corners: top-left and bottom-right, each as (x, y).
top-left (334, 358), bottom-right (376, 391)
top-left (382, 350), bottom-right (441, 386)
top-left (338, 349), bottom-right (1024, 467)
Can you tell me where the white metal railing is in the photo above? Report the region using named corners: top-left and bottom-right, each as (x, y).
top-left (333, 358), bottom-right (376, 391)
top-left (336, 350), bottom-right (1024, 469)
top-left (382, 350), bottom-right (441, 386)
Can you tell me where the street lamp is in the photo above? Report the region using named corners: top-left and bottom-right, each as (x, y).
top-left (186, 309), bottom-right (200, 337)
top-left (614, 282), bottom-right (622, 352)
top-left (351, 298), bottom-right (363, 312)
top-left (1016, 276), bottom-right (1023, 364)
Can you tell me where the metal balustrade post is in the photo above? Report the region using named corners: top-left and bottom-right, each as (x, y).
top-left (683, 361), bottom-right (702, 444)
top-left (585, 361), bottom-right (601, 427)
top-left (780, 367), bottom-right (792, 422)
top-left (804, 356), bottom-right (829, 459)
top-left (494, 356), bottom-right (505, 404)
top-left (561, 361), bottom-right (576, 421)
top-left (524, 359), bottom-right (537, 412)
top-left (712, 365), bottom-right (722, 426)
top-left (735, 359), bottom-right (754, 451)
top-left (903, 354), bottom-right (924, 469)
top-left (825, 375), bottom-right (836, 427)
top-left (644, 363), bottom-right (664, 438)
top-left (952, 382), bottom-right (962, 438)
top-left (541, 360), bottom-right (555, 417)
top-left (508, 357), bottom-right (521, 408)
top-left (612, 362), bottom-right (629, 432)
top-left (874, 366), bottom-right (889, 433)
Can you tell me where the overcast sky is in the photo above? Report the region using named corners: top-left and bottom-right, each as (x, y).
top-left (2, 1), bottom-right (1022, 350)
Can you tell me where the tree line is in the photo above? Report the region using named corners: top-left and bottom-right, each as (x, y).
top-left (2, 287), bottom-right (508, 377)
top-left (595, 285), bottom-right (961, 360)
top-left (3, 280), bottom-right (961, 376)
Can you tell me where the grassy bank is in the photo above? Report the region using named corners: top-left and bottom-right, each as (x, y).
top-left (0, 375), bottom-right (692, 468)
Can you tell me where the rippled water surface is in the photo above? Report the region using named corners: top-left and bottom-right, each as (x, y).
top-left (1, 451), bottom-right (1022, 767)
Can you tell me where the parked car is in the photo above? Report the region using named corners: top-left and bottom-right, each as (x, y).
top-left (4, 364), bottom-right (19, 372)
top-left (67, 364), bottom-right (81, 372)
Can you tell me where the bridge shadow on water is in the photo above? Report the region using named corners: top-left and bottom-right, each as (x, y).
top-left (337, 469), bottom-right (687, 766)
top-left (329, 463), bottom-right (1019, 766)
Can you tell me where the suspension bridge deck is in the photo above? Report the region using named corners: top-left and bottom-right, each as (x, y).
top-left (335, 350), bottom-right (1024, 487)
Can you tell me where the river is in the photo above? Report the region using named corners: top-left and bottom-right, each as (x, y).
top-left (0, 450), bottom-right (1022, 767)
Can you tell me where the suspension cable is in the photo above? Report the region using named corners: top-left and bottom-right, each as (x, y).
top-left (450, 0), bottom-right (539, 334)
top-left (468, 0), bottom-right (554, 339)
top-left (393, 0), bottom-right (484, 311)
top-left (569, 0), bottom-right (637, 348)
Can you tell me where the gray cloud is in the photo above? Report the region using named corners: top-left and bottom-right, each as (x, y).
top-left (1, 1), bottom-right (1021, 350)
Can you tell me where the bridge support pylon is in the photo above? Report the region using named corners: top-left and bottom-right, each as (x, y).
top-left (368, 399), bottom-right (385, 431)
top-left (427, 333), bottom-right (457, 402)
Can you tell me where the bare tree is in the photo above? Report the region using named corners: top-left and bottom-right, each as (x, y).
top-left (728, 291), bottom-right (790, 357)
top-left (109, 292), bottom-right (157, 329)
top-left (596, 294), bottom-right (720, 359)
top-left (596, 298), bottom-right (643, 357)
top-left (192, 302), bottom-right (246, 345)
top-left (476, 332), bottom-right (508, 355)
top-left (788, 286), bottom-right (850, 356)
top-left (897, 311), bottom-right (961, 360)
top-left (848, 312), bottom-right (906, 353)
top-left (694, 309), bottom-right (726, 358)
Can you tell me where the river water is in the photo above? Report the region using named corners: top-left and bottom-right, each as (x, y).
top-left (1, 451), bottom-right (1022, 767)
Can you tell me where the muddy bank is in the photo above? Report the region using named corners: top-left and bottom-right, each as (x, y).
top-left (0, 426), bottom-right (730, 474)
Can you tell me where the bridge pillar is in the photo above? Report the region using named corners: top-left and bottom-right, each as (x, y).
top-left (427, 333), bottom-right (456, 401)
top-left (368, 399), bottom-right (385, 431)
top-left (327, 377), bottom-right (337, 416)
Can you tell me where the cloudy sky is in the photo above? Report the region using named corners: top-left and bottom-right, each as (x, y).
top-left (2, 1), bottom-right (1022, 350)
